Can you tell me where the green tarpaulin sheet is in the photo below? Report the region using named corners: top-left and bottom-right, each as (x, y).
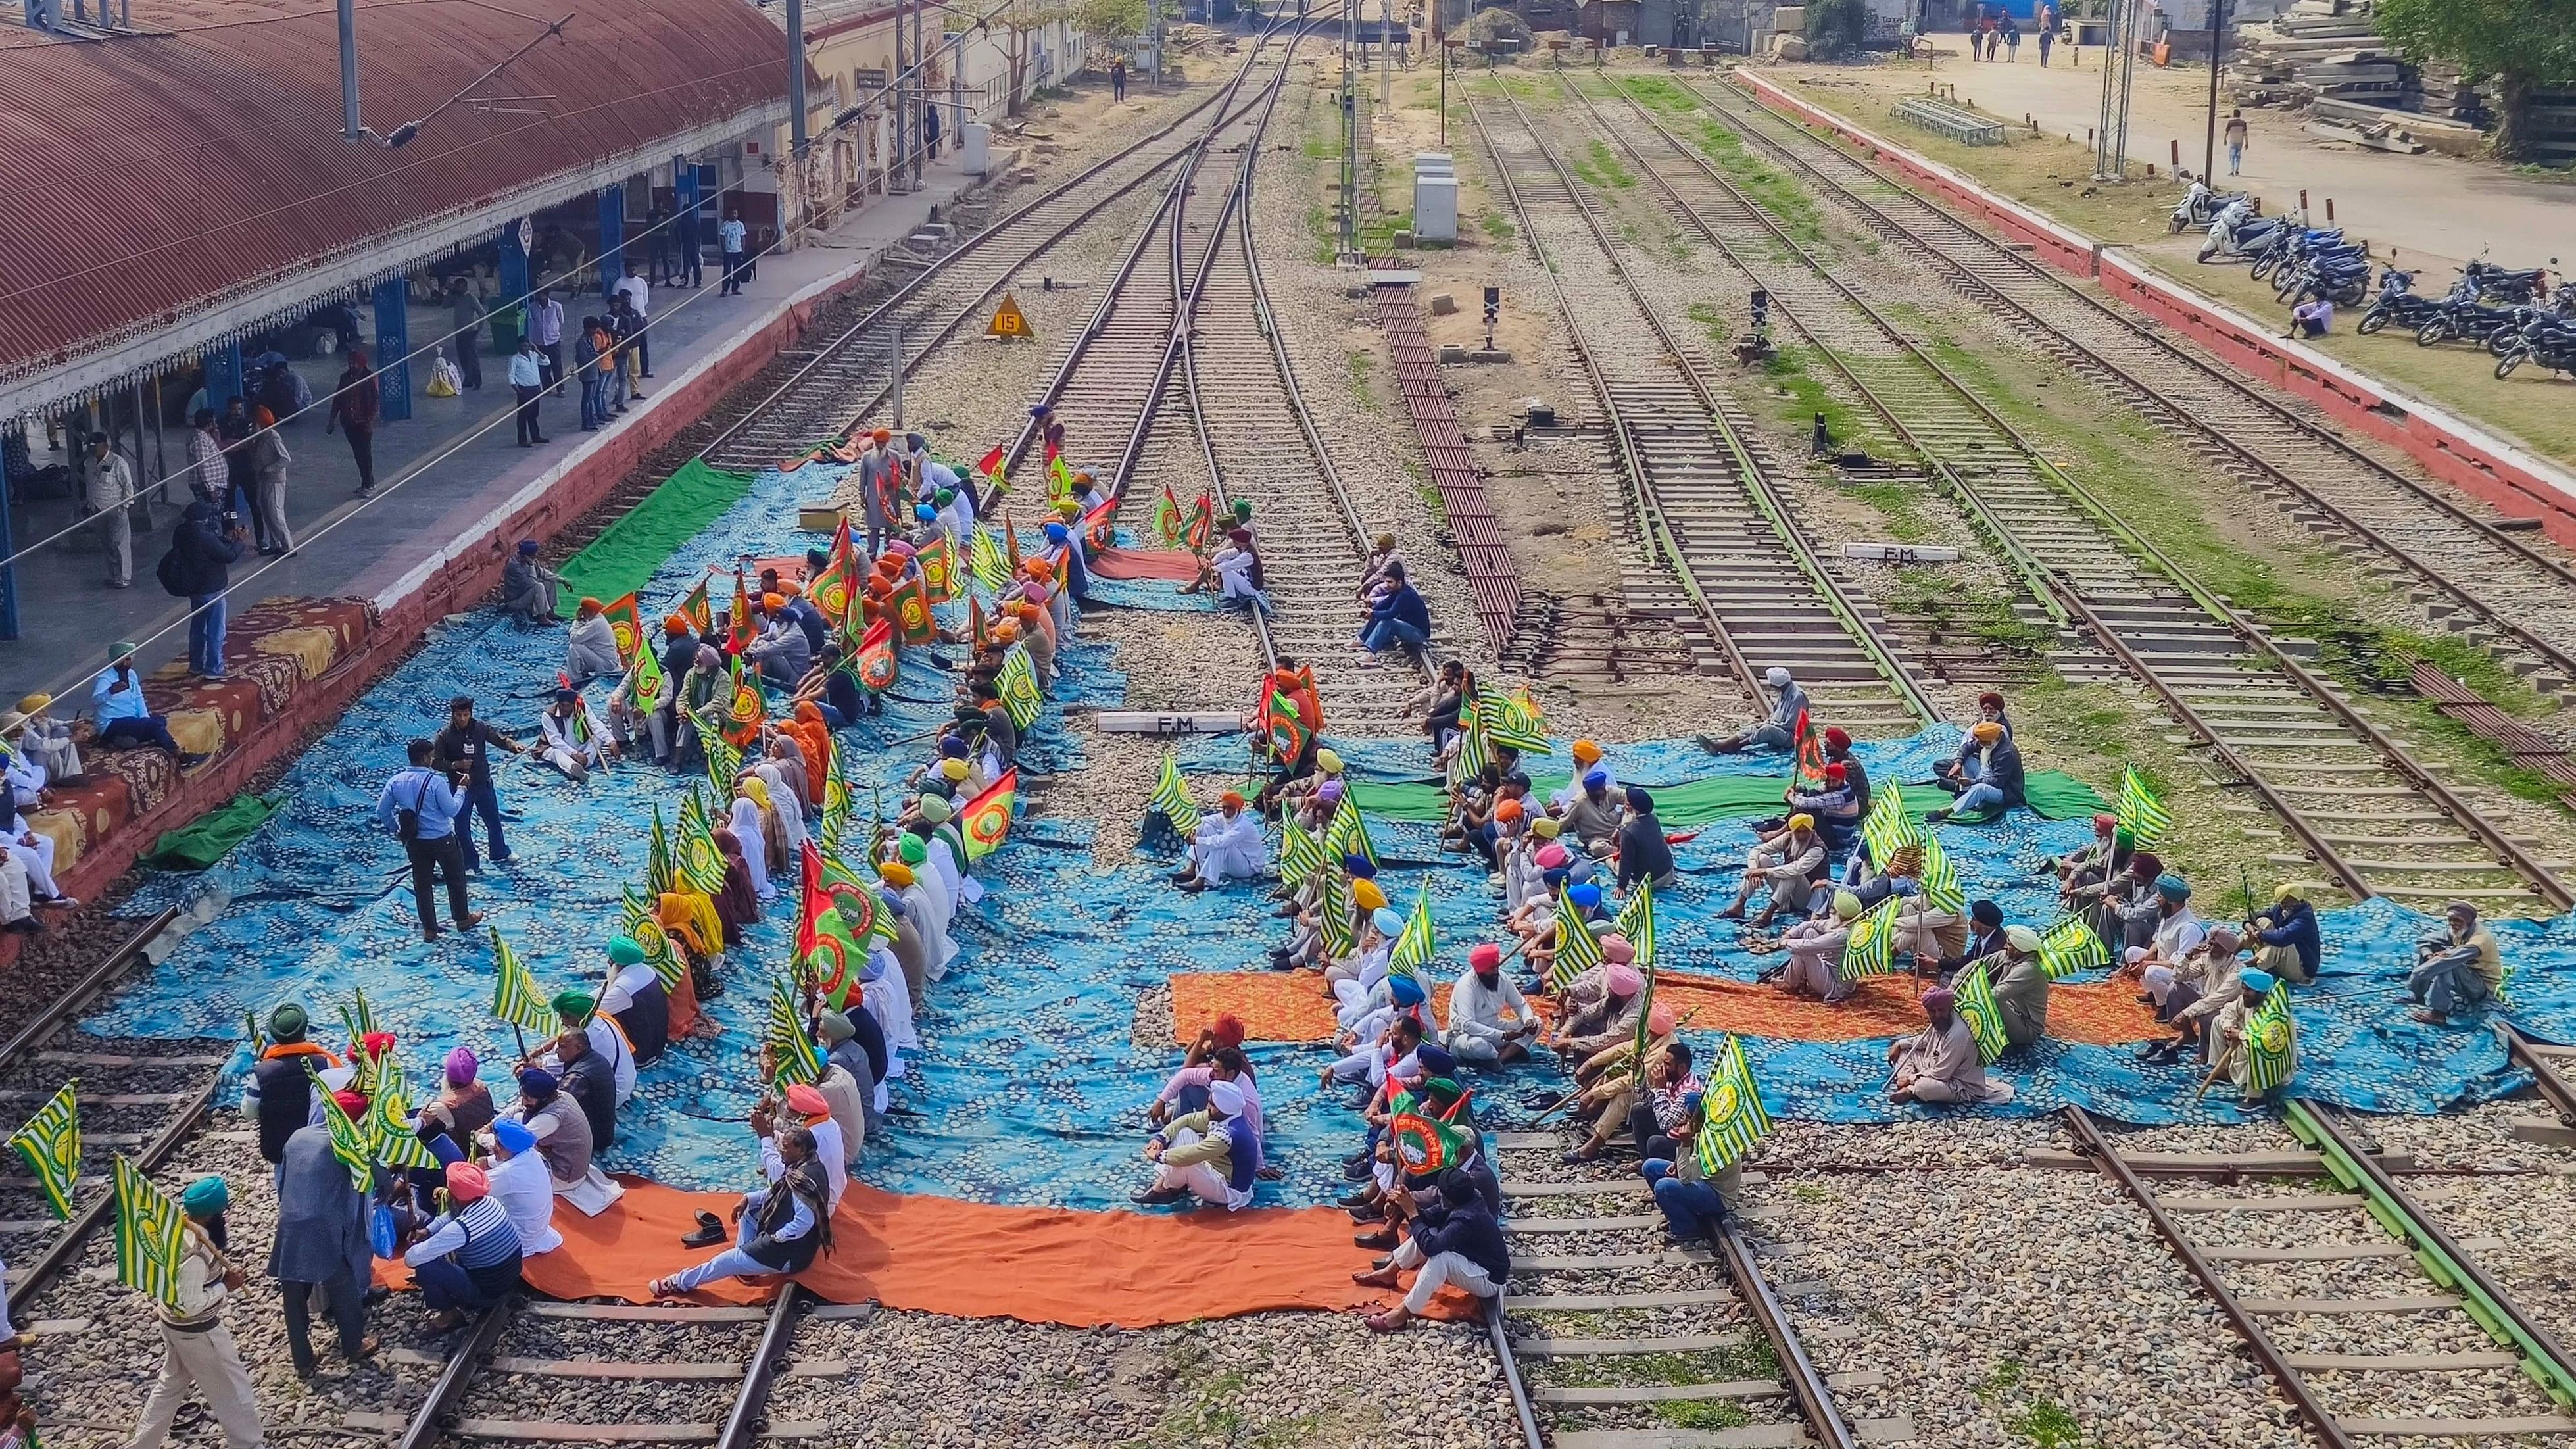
top-left (554, 459), bottom-right (757, 616)
top-left (145, 791), bottom-right (287, 870)
top-left (1346, 769), bottom-right (2110, 828)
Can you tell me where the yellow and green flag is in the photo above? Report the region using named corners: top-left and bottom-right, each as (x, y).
top-left (998, 645), bottom-right (1043, 731)
top-left (1837, 895), bottom-right (1903, 981)
top-left (2037, 914), bottom-right (2110, 980)
top-left (1549, 887), bottom-right (1603, 989)
top-left (7, 1081), bottom-right (81, 1220)
top-left (1613, 881), bottom-right (1656, 968)
top-left (112, 1156), bottom-right (186, 1308)
top-left (311, 1066), bottom-right (376, 1192)
top-left (766, 976), bottom-right (823, 1087)
top-left (2117, 764), bottom-right (2172, 850)
top-left (491, 928), bottom-right (557, 1035)
top-left (1694, 1035), bottom-right (1774, 1176)
top-left (1150, 753), bottom-right (1200, 839)
top-left (368, 1061), bottom-right (443, 1170)
top-left (1389, 884), bottom-right (1437, 977)
top-left (1953, 960), bottom-right (2009, 1064)
top-left (2245, 983), bottom-right (2297, 1094)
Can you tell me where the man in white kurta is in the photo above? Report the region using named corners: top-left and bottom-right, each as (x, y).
top-left (1176, 792), bottom-right (1267, 891)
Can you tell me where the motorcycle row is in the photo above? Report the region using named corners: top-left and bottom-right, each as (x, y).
top-left (2173, 182), bottom-right (2572, 382)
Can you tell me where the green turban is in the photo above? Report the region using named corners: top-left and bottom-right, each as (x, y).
top-left (552, 990), bottom-right (596, 1021)
top-left (898, 835), bottom-right (927, 865)
top-left (267, 1004), bottom-right (308, 1042)
top-left (917, 794), bottom-right (954, 823)
top-left (180, 1175), bottom-right (230, 1217)
top-left (608, 935), bottom-right (645, 966)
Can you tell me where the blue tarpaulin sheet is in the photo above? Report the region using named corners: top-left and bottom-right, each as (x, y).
top-left (82, 458), bottom-right (2562, 1208)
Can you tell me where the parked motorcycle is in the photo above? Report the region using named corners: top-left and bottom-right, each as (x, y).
top-left (2487, 286), bottom-right (2576, 355)
top-left (2276, 242), bottom-right (2370, 305)
top-left (2494, 311), bottom-right (2576, 380)
top-left (2170, 180), bottom-right (2254, 233)
top-left (2250, 226), bottom-right (2343, 284)
top-left (2416, 276), bottom-right (2527, 348)
top-left (2356, 268), bottom-right (2444, 335)
top-left (2464, 258), bottom-right (2549, 306)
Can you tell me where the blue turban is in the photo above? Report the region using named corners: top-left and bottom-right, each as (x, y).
top-left (916, 503), bottom-right (937, 521)
top-left (940, 734), bottom-right (969, 758)
top-left (1626, 785), bottom-right (1653, 812)
top-left (1345, 856), bottom-right (1376, 880)
top-left (1044, 522), bottom-right (1071, 543)
top-left (2156, 873), bottom-right (2191, 901)
top-left (180, 1176), bottom-right (230, 1217)
top-left (1389, 975), bottom-right (1427, 1007)
top-left (1568, 882), bottom-right (1603, 910)
top-left (2241, 970), bottom-right (2276, 994)
top-left (1371, 907), bottom-right (1404, 936)
top-left (1413, 1043), bottom-right (1456, 1077)
top-left (491, 1118), bottom-right (538, 1155)
top-left (1542, 867), bottom-right (1568, 891)
top-left (516, 1067), bottom-right (558, 1098)
top-left (1583, 769), bottom-right (1609, 789)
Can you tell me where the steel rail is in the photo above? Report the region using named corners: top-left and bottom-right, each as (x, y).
top-left (1455, 87), bottom-right (1750, 704)
top-left (696, 76), bottom-right (1260, 465)
top-left (1716, 1223), bottom-right (1863, 1449)
top-left (1694, 74), bottom-right (2576, 689)
top-left (998, 12), bottom-right (1328, 480)
top-left (1492, 78), bottom-right (1939, 726)
top-left (391, 1301), bottom-right (515, 1449)
top-left (1583, 74), bottom-right (2571, 911)
top-left (1481, 1299), bottom-right (1546, 1449)
top-left (2064, 1105), bottom-right (2354, 1449)
top-left (2500, 1023), bottom-right (2576, 1125)
top-left (715, 1285), bottom-right (810, 1449)
top-left (2294, 1100), bottom-right (2576, 1408)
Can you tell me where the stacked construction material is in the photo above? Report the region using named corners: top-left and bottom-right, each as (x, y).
top-left (2225, 1), bottom-right (2494, 153)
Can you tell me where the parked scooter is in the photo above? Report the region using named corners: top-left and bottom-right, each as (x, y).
top-left (2170, 180), bottom-right (2254, 233)
top-left (2199, 200), bottom-right (2293, 264)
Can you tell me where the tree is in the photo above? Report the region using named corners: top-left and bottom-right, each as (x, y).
top-left (1805, 0), bottom-right (1865, 59)
top-left (2376, 0), bottom-right (2576, 162)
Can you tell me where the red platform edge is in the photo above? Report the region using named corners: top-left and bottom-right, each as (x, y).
top-left (1735, 70), bottom-right (2576, 551)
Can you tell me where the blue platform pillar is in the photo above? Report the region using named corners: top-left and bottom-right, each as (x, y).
top-left (497, 223), bottom-right (532, 353)
top-left (372, 278), bottom-right (413, 423)
top-left (597, 184), bottom-right (627, 300)
top-left (0, 431), bottom-right (22, 641)
top-left (201, 341), bottom-right (244, 419)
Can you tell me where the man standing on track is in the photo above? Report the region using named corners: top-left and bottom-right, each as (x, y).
top-left (126, 1176), bottom-right (264, 1449)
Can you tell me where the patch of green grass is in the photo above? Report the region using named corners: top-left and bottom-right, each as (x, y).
top-left (2006, 1398), bottom-right (2087, 1449)
top-left (1884, 566), bottom-right (2049, 651)
top-left (1576, 138), bottom-right (1637, 189)
top-left (1789, 1181), bottom-right (1830, 1203)
top-left (1303, 133), bottom-right (1336, 159)
top-left (1480, 209), bottom-right (1516, 242)
top-left (1657, 1400), bottom-right (1754, 1430)
top-left (1348, 349), bottom-right (1380, 412)
top-left (1618, 74), bottom-right (1830, 247)
top-left (1762, 347), bottom-right (1863, 452)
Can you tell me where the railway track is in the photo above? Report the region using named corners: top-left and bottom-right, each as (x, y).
top-left (1687, 74), bottom-right (2576, 700)
top-left (1538, 72), bottom-right (2571, 916)
top-left (699, 26), bottom-right (1331, 473)
top-left (1485, 1119), bottom-right (1905, 1448)
top-left (2068, 1105), bottom-right (2576, 1445)
top-left (1462, 84), bottom-right (1938, 741)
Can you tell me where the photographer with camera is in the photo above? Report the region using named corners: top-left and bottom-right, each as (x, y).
top-left (158, 474), bottom-right (250, 681)
top-left (376, 738), bottom-right (482, 941)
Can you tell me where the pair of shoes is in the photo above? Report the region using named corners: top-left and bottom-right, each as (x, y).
top-left (1130, 1187), bottom-right (1188, 1207)
top-left (1336, 1189), bottom-right (1375, 1210)
top-left (1347, 1202), bottom-right (1384, 1223)
top-left (1559, 1148), bottom-right (1595, 1166)
top-left (1342, 1157), bottom-right (1372, 1182)
top-left (1353, 1227), bottom-right (1397, 1250)
top-left (681, 1211), bottom-right (727, 1248)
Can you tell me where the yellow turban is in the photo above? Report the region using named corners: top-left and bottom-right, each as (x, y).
top-left (1352, 879), bottom-right (1387, 912)
top-left (942, 759), bottom-right (970, 781)
top-left (741, 777), bottom-right (773, 810)
top-left (1315, 749), bottom-right (1343, 776)
top-left (1531, 817), bottom-right (1561, 839)
top-left (15, 693), bottom-right (49, 714)
top-left (1971, 721), bottom-right (2004, 743)
top-left (877, 861), bottom-right (916, 887)
top-left (1570, 739), bottom-right (1601, 764)
top-left (1786, 813), bottom-right (1814, 832)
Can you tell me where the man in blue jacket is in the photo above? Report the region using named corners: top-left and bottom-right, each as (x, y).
top-left (167, 496), bottom-right (247, 679)
top-left (1351, 1169), bottom-right (1509, 1331)
top-left (2250, 883), bottom-right (2318, 985)
top-left (1357, 561), bottom-right (1432, 664)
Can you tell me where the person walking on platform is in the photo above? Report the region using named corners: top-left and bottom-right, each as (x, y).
top-left (81, 431), bottom-right (136, 588)
top-left (447, 278), bottom-right (485, 392)
top-left (377, 738), bottom-right (480, 941)
top-left (127, 1177), bottom-right (264, 1449)
top-left (434, 695), bottom-right (525, 872)
top-left (508, 337), bottom-right (547, 447)
top-left (529, 289), bottom-right (566, 396)
top-left (326, 349), bottom-right (381, 497)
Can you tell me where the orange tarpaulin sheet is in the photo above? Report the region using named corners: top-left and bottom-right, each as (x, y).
top-left (383, 1178), bottom-right (1465, 1325)
top-left (1173, 968), bottom-right (2161, 1047)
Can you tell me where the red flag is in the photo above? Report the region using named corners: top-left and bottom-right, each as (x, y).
top-left (854, 617), bottom-right (898, 693)
top-left (886, 573), bottom-right (938, 645)
top-left (1791, 708), bottom-right (1828, 787)
top-left (598, 592), bottom-right (644, 667)
top-left (977, 444), bottom-right (1005, 477)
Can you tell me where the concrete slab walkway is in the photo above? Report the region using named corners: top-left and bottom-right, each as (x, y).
top-left (0, 151), bottom-right (992, 711)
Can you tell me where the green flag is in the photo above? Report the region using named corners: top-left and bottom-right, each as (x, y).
top-left (677, 785), bottom-right (731, 896)
top-left (1278, 816), bottom-right (1324, 890)
top-left (2117, 764), bottom-right (2172, 850)
top-left (1150, 753), bottom-right (1202, 839)
top-left (766, 976), bottom-right (824, 1087)
top-left (1318, 868), bottom-right (1355, 960)
top-left (998, 645), bottom-right (1044, 730)
top-left (1837, 895), bottom-right (1903, 981)
top-left (625, 887), bottom-right (689, 993)
top-left (1549, 886), bottom-right (1603, 989)
top-left (490, 928), bottom-right (557, 1035)
top-left (2244, 983), bottom-right (2297, 1094)
top-left (1613, 881), bottom-right (1657, 968)
top-left (1695, 1035), bottom-right (1774, 1176)
top-left (311, 1066), bottom-right (376, 1192)
top-left (7, 1080), bottom-right (81, 1220)
top-left (2036, 914), bottom-right (2110, 980)
top-left (1479, 687), bottom-right (1549, 753)
top-left (1919, 833), bottom-right (1966, 916)
top-left (368, 1061), bottom-right (443, 1170)
top-left (1390, 884), bottom-right (1437, 977)
top-left (111, 1156), bottom-right (186, 1308)
top-left (1860, 777), bottom-right (1917, 865)
top-left (1325, 795), bottom-right (1378, 870)
top-left (1953, 960), bottom-right (2009, 1064)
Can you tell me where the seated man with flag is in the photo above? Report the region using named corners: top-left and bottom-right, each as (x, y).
top-left (1885, 987), bottom-right (2015, 1106)
top-left (1698, 666), bottom-right (1807, 754)
top-left (1773, 889), bottom-right (1864, 1004)
top-left (2210, 970), bottom-right (2293, 1102)
top-left (535, 687), bottom-right (612, 781)
top-left (1173, 791), bottom-right (1265, 894)
top-left (401, 1162), bottom-right (524, 1331)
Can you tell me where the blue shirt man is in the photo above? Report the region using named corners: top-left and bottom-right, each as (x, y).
top-left (379, 739), bottom-right (478, 939)
top-left (89, 641), bottom-right (188, 758)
